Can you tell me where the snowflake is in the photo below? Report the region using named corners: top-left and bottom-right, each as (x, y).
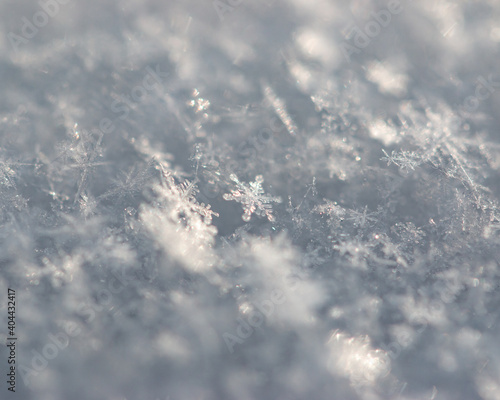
top-left (154, 162), bottom-right (219, 225)
top-left (54, 125), bottom-right (107, 204)
top-left (315, 202), bottom-right (378, 229)
top-left (223, 174), bottom-right (281, 222)
top-left (262, 83), bottom-right (297, 136)
top-left (313, 200), bottom-right (346, 230)
top-left (395, 103), bottom-right (493, 203)
top-left (381, 149), bottom-right (423, 172)
top-left (345, 206), bottom-right (379, 228)
top-left (314, 200), bottom-right (346, 219)
top-left (100, 158), bottom-right (156, 202)
top-left (391, 222), bottom-right (426, 246)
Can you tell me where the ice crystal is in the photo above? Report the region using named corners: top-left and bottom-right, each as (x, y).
top-left (153, 162), bottom-right (219, 225)
top-left (381, 149), bottom-right (423, 172)
top-left (346, 206), bottom-right (379, 228)
top-left (223, 174), bottom-right (281, 222)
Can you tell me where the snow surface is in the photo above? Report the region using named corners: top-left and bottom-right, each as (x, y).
top-left (1, 0), bottom-right (500, 399)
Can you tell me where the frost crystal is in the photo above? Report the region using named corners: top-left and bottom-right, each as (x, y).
top-left (381, 149), bottom-right (423, 171)
top-left (154, 162), bottom-right (219, 225)
top-left (346, 206), bottom-right (378, 228)
top-left (223, 174), bottom-right (281, 222)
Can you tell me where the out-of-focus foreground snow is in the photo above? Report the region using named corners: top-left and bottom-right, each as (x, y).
top-left (1, 0), bottom-right (500, 399)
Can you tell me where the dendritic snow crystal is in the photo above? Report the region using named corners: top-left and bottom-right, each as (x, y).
top-left (223, 174), bottom-right (281, 222)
